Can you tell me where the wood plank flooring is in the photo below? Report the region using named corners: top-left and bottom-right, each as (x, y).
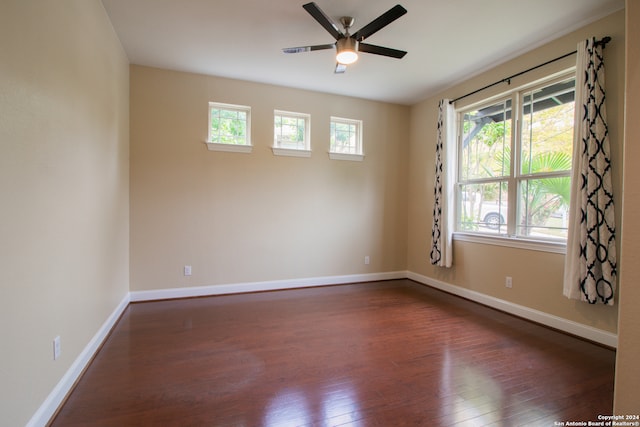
top-left (50, 280), bottom-right (615, 426)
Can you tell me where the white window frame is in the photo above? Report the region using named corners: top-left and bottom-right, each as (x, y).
top-left (329, 116), bottom-right (364, 161)
top-left (206, 102), bottom-right (252, 153)
top-left (453, 70), bottom-right (576, 252)
top-left (272, 110), bottom-right (311, 158)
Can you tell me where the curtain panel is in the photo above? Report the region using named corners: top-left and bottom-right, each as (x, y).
top-left (563, 38), bottom-right (617, 305)
top-left (430, 99), bottom-right (455, 268)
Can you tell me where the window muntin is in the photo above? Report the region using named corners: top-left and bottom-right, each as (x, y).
top-left (208, 102), bottom-right (251, 146)
top-left (330, 117), bottom-right (362, 155)
top-left (274, 110), bottom-right (310, 150)
top-left (456, 74), bottom-right (575, 241)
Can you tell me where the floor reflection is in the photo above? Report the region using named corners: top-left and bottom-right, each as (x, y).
top-left (262, 382), bottom-right (361, 427)
top-left (263, 388), bottom-right (311, 426)
top-left (441, 347), bottom-right (555, 424)
top-left (321, 383), bottom-right (361, 426)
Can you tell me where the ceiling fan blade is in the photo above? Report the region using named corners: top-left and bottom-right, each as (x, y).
top-left (335, 63), bottom-right (347, 74)
top-left (282, 43), bottom-right (335, 54)
top-left (302, 2), bottom-right (344, 40)
top-left (352, 4), bottom-right (407, 42)
top-left (358, 43), bottom-right (407, 59)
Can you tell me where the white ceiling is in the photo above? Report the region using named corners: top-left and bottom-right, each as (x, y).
top-left (101, 0), bottom-right (623, 105)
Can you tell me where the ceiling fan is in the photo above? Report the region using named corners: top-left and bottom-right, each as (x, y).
top-left (283, 2), bottom-right (407, 74)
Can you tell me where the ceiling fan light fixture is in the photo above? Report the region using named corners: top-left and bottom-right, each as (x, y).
top-left (336, 37), bottom-right (359, 65)
top-left (282, 3), bottom-right (408, 73)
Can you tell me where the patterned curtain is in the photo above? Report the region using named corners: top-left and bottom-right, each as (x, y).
top-left (430, 99), bottom-right (455, 268)
top-left (563, 38), bottom-right (617, 305)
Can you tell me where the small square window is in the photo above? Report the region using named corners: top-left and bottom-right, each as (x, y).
top-left (273, 110), bottom-right (311, 157)
top-left (329, 117), bottom-right (363, 161)
top-left (207, 102), bottom-right (252, 153)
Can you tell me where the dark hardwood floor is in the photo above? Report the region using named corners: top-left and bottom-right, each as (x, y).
top-left (50, 280), bottom-right (615, 426)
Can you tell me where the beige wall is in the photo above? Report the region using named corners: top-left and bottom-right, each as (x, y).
top-left (407, 10), bottom-right (625, 334)
top-left (0, 1), bottom-right (130, 425)
top-left (614, 0), bottom-right (640, 413)
top-left (130, 66), bottom-right (409, 291)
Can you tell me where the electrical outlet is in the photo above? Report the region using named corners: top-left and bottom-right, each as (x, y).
top-left (53, 336), bottom-right (61, 360)
top-left (184, 265), bottom-right (192, 276)
top-left (364, 256), bottom-right (370, 265)
top-left (505, 276), bottom-right (513, 288)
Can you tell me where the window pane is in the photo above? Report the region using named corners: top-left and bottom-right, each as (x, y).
top-left (460, 99), bottom-right (511, 180)
top-left (330, 117), bottom-right (362, 156)
top-left (216, 117), bottom-right (244, 144)
top-left (521, 79), bottom-right (575, 175)
top-left (211, 117), bottom-right (220, 131)
top-left (209, 103), bottom-right (250, 146)
top-left (518, 177), bottom-right (570, 239)
top-left (331, 122), bottom-right (356, 153)
top-left (458, 182), bottom-right (508, 234)
top-left (220, 110), bottom-right (238, 119)
top-left (274, 113), bottom-right (307, 149)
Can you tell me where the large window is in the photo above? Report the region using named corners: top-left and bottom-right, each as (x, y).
top-left (456, 73), bottom-right (575, 241)
top-left (206, 102), bottom-right (252, 153)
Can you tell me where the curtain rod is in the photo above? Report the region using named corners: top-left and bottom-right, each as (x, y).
top-left (449, 36), bottom-right (611, 105)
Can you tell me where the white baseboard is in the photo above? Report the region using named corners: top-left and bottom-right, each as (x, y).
top-left (130, 271), bottom-right (408, 302)
top-left (407, 271), bottom-right (618, 348)
top-left (26, 293), bottom-right (130, 427)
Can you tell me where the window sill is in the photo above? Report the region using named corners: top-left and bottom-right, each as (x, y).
top-left (271, 147), bottom-right (311, 158)
top-left (328, 152), bottom-right (364, 162)
top-left (205, 142), bottom-right (253, 153)
top-left (453, 232), bottom-right (566, 254)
